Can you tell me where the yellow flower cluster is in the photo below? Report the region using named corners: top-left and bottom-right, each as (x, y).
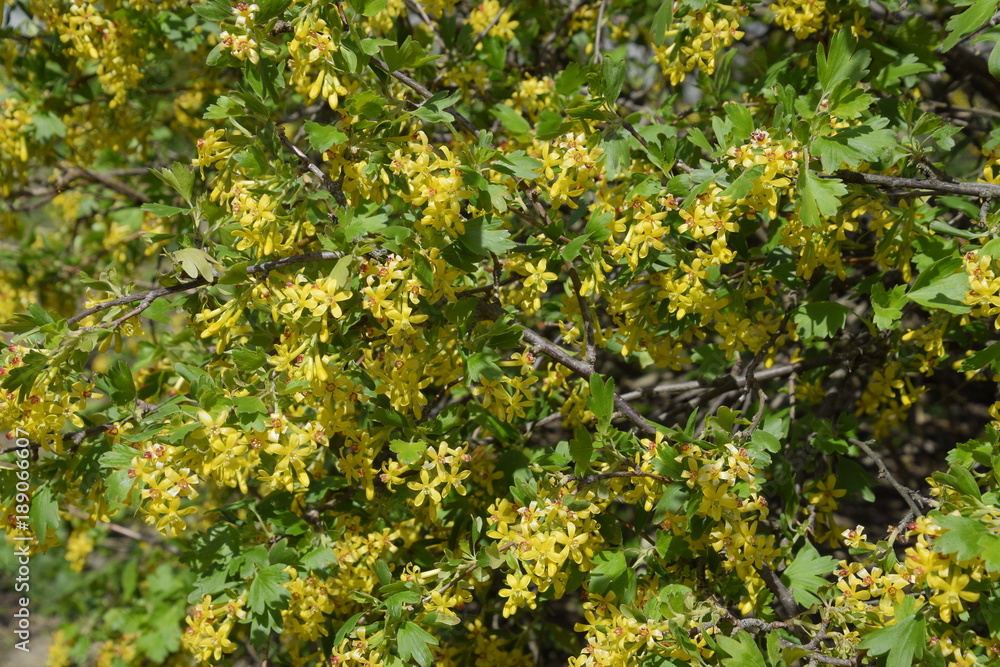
top-left (537, 132), bottom-right (605, 208)
top-left (964, 250), bottom-right (1000, 326)
top-left (390, 131), bottom-right (471, 236)
top-left (856, 360), bottom-right (925, 439)
top-left (833, 513), bottom-right (995, 666)
top-left (487, 489), bottom-right (604, 608)
top-left (0, 373), bottom-right (91, 454)
top-left (288, 16), bottom-right (348, 107)
top-left (676, 440), bottom-right (777, 609)
top-left (48, 1), bottom-right (146, 108)
top-left (770, 0), bottom-right (827, 39)
top-left (404, 441), bottom-right (472, 511)
top-left (725, 128), bottom-right (800, 221)
top-left (64, 527), bottom-right (95, 572)
top-left (182, 594), bottom-right (243, 663)
top-left (128, 442), bottom-right (200, 536)
top-left (510, 75), bottom-right (555, 120)
top-left (653, 3), bottom-right (748, 87)
top-left (467, 0), bottom-right (519, 45)
top-left (0, 96), bottom-right (30, 180)
top-left (281, 568), bottom-right (338, 642)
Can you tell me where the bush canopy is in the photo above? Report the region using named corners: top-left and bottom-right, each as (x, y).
top-left (3, 0), bottom-right (1000, 666)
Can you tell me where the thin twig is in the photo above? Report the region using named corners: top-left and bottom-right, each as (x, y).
top-left (848, 438), bottom-right (925, 517)
top-left (369, 56), bottom-right (479, 136)
top-left (477, 300), bottom-right (656, 437)
top-left (467, 1), bottom-right (511, 53)
top-left (566, 266), bottom-right (596, 367)
top-left (591, 0), bottom-right (607, 64)
top-left (278, 130), bottom-right (347, 207)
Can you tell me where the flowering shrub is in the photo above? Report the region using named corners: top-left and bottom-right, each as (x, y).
top-left (3, 1), bottom-right (1000, 666)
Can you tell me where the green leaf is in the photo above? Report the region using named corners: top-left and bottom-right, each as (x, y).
top-left (29, 486), bottom-right (60, 543)
top-left (382, 36), bottom-right (436, 71)
top-left (686, 127), bottom-right (714, 153)
top-left (717, 632), bottom-right (767, 667)
top-left (107, 360), bottom-right (137, 405)
top-left (171, 248), bottom-right (223, 283)
top-left (386, 589), bottom-right (421, 620)
top-left (256, 0), bottom-right (292, 23)
top-left (991, 41), bottom-right (1000, 79)
top-left (193, 0), bottom-right (233, 22)
top-left (650, 2), bottom-right (673, 46)
top-left (589, 54), bottom-right (626, 104)
top-left (492, 151), bottom-right (542, 180)
top-left (798, 170), bottom-right (846, 227)
top-left (588, 550), bottom-right (633, 601)
top-left (828, 88), bottom-right (874, 119)
top-left (959, 342), bottom-right (1000, 372)
top-left (931, 513), bottom-right (989, 561)
top-left (31, 112), bottom-right (67, 141)
top-left (374, 559), bottom-right (391, 586)
top-left (907, 258), bottom-right (970, 314)
top-left (389, 439), bottom-right (424, 465)
top-left (466, 351), bottom-right (503, 382)
top-left (858, 608), bottom-right (925, 667)
top-left (561, 233), bottom-right (591, 261)
top-left (247, 564), bottom-right (291, 614)
top-left (150, 162), bottom-right (195, 205)
top-left (536, 109), bottom-right (576, 140)
top-left (941, 0), bottom-right (998, 52)
top-left (569, 426), bottom-right (594, 476)
top-left (100, 444), bottom-right (139, 469)
top-left (333, 612), bottom-right (365, 647)
top-left (813, 121), bottom-right (895, 171)
top-left (781, 541), bottom-right (836, 607)
top-left (142, 204), bottom-right (191, 218)
top-left (870, 283), bottom-right (907, 330)
top-left (587, 373), bottom-right (615, 424)
top-left (411, 90), bottom-right (462, 125)
top-left (233, 395), bottom-right (268, 424)
top-left (397, 621), bottom-right (438, 667)
top-left (460, 217), bottom-right (516, 255)
top-left (793, 301), bottom-right (850, 341)
top-left (105, 468), bottom-right (135, 505)
top-left (1, 351), bottom-right (48, 401)
top-left (723, 103), bottom-right (754, 142)
top-left (490, 103), bottom-right (531, 135)
top-left (816, 30), bottom-right (870, 93)
top-left (601, 126), bottom-right (630, 178)
top-left (721, 165), bottom-right (763, 200)
top-left (304, 121), bottom-right (348, 152)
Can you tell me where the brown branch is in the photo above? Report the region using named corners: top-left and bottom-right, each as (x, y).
top-left (571, 470), bottom-right (672, 485)
top-left (61, 166), bottom-right (151, 205)
top-left (67, 506), bottom-right (181, 554)
top-left (617, 356), bottom-right (841, 402)
top-left (759, 564), bottom-right (799, 621)
top-left (830, 169), bottom-right (1000, 198)
top-left (477, 299), bottom-right (656, 437)
top-left (848, 438), bottom-right (925, 517)
top-left (369, 56), bottom-right (479, 136)
top-left (540, 0), bottom-right (588, 53)
top-left (278, 130), bottom-right (347, 207)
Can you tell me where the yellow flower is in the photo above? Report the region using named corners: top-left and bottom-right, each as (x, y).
top-left (928, 571), bottom-right (980, 623)
top-left (498, 573), bottom-right (537, 617)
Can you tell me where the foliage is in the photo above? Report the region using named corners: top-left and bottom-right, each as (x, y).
top-left (3, 0), bottom-right (1000, 666)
